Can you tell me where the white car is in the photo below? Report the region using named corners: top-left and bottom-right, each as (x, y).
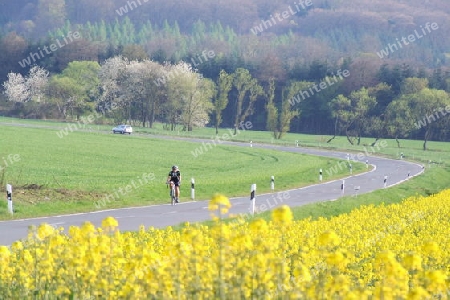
top-left (112, 125), bottom-right (133, 134)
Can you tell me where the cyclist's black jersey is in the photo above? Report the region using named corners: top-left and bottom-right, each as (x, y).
top-left (168, 170), bottom-right (180, 183)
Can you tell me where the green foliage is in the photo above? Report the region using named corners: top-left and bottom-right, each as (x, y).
top-left (231, 68), bottom-right (263, 132)
top-left (213, 70), bottom-right (233, 133)
top-left (331, 88), bottom-right (377, 145)
top-left (1, 1), bottom-right (450, 141)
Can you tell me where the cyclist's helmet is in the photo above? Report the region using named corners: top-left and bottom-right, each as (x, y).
top-left (172, 165), bottom-right (178, 170)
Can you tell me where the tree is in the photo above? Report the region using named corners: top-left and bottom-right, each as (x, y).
top-left (46, 75), bottom-right (84, 119)
top-left (365, 83), bottom-right (395, 145)
top-left (53, 39), bottom-right (98, 72)
top-left (410, 88), bottom-right (450, 150)
top-left (122, 45), bottom-right (149, 61)
top-left (385, 98), bottom-right (415, 148)
top-left (386, 88), bottom-right (450, 150)
top-left (265, 78), bottom-right (278, 138)
top-left (267, 79), bottom-right (300, 139)
top-left (166, 62), bottom-right (214, 131)
top-left (3, 66), bottom-right (49, 103)
top-left (400, 77), bottom-right (429, 95)
top-left (213, 70), bottom-right (233, 134)
top-left (121, 60), bottom-right (166, 127)
top-left (98, 56), bottom-right (129, 122)
top-left (329, 94), bottom-right (351, 142)
top-left (34, 0), bottom-right (66, 37)
top-left (0, 32), bottom-right (28, 82)
top-left (231, 68), bottom-right (263, 134)
top-left (61, 61), bottom-right (101, 107)
top-left (330, 88), bottom-right (377, 145)
top-left (3, 73), bottom-right (29, 103)
top-left (179, 78), bottom-right (215, 131)
top-left (27, 66), bottom-right (49, 103)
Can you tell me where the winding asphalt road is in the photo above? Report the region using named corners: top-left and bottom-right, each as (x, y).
top-left (0, 138), bottom-right (424, 246)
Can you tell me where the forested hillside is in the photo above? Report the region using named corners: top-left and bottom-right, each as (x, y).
top-left (0, 0), bottom-right (449, 145)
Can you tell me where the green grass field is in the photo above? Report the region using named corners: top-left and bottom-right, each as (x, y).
top-left (0, 116), bottom-right (449, 222)
top-left (0, 118), bottom-right (366, 220)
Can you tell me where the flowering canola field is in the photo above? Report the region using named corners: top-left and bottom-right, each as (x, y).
top-left (0, 191), bottom-right (449, 299)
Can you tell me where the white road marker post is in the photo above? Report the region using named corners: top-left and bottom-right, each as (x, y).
top-left (354, 186), bottom-right (360, 197)
top-left (250, 140), bottom-right (253, 147)
top-left (341, 180), bottom-right (345, 195)
top-left (270, 176), bottom-right (275, 191)
top-left (383, 176), bottom-right (388, 188)
top-left (6, 184), bottom-right (13, 215)
top-left (295, 140), bottom-right (299, 147)
top-left (349, 163), bottom-right (353, 175)
top-left (191, 178), bottom-right (195, 200)
top-left (366, 159), bottom-right (369, 169)
top-left (250, 184), bottom-right (256, 215)
top-left (319, 169), bottom-right (323, 182)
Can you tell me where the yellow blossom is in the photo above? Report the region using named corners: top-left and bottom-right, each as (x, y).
top-left (101, 216), bottom-right (118, 229)
top-left (425, 270), bottom-right (446, 285)
top-left (402, 253), bottom-right (422, 271)
top-left (421, 242), bottom-right (439, 255)
top-left (249, 218), bottom-right (268, 232)
top-left (208, 193), bottom-right (231, 213)
top-left (0, 190), bottom-right (449, 299)
top-left (407, 287), bottom-right (430, 300)
top-left (271, 205), bottom-right (293, 223)
top-left (318, 231), bottom-right (340, 246)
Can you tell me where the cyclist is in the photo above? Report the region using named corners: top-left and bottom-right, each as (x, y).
top-left (167, 165), bottom-right (181, 203)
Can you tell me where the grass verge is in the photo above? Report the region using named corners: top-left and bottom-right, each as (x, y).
top-left (0, 122), bottom-right (364, 220)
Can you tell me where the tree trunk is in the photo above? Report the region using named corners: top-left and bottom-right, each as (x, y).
top-left (370, 137), bottom-right (380, 147)
top-left (326, 135), bottom-right (336, 143)
top-left (345, 129), bottom-right (354, 145)
top-left (326, 117), bottom-right (338, 143)
top-left (423, 128), bottom-right (432, 150)
top-left (149, 101), bottom-right (155, 128)
top-left (395, 136), bottom-right (401, 148)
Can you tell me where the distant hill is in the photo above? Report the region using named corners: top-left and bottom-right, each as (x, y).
top-left (1, 0), bottom-right (449, 67)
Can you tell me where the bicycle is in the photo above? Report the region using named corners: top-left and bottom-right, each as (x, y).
top-left (168, 181), bottom-right (176, 205)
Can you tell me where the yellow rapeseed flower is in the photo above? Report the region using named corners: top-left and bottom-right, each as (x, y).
top-left (249, 218), bottom-right (268, 232)
top-left (208, 193), bottom-right (231, 215)
top-left (271, 205), bottom-right (293, 223)
top-left (11, 240), bottom-right (23, 251)
top-left (0, 188), bottom-right (449, 299)
top-left (402, 253), bottom-right (422, 271)
top-left (209, 193), bottom-right (231, 208)
top-left (425, 270), bottom-right (447, 285)
top-left (421, 242), bottom-right (439, 255)
top-left (0, 246), bottom-right (10, 261)
top-left (318, 231), bottom-right (340, 247)
top-left (407, 287), bottom-right (430, 300)
top-left (326, 251), bottom-right (347, 268)
top-left (101, 216), bottom-right (119, 229)
top-left (36, 223), bottom-right (56, 240)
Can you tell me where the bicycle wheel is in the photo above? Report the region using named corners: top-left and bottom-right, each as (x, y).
top-left (171, 188), bottom-right (176, 205)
